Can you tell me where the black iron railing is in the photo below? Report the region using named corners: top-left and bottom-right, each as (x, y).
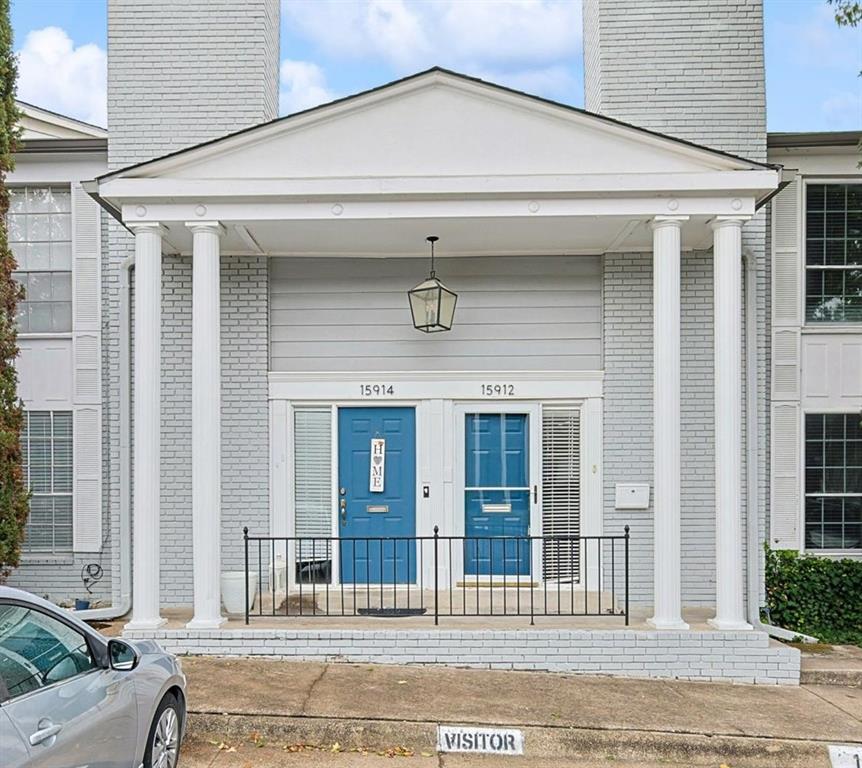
top-left (243, 526), bottom-right (629, 626)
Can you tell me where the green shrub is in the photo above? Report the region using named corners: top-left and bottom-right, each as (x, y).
top-left (764, 546), bottom-right (862, 646)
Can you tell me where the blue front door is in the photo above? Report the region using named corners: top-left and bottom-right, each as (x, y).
top-left (464, 413), bottom-right (531, 576)
top-left (338, 407), bottom-right (416, 584)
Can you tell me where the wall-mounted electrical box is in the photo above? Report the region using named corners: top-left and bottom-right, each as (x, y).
top-left (614, 483), bottom-right (650, 509)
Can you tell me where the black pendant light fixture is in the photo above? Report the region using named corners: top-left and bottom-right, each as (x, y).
top-left (408, 236), bottom-right (457, 333)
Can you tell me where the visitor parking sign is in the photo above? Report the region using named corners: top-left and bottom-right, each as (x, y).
top-left (437, 725), bottom-right (524, 755)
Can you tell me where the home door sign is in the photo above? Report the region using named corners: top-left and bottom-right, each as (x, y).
top-left (370, 437), bottom-right (386, 492)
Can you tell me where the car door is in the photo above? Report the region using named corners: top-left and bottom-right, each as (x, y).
top-left (0, 707), bottom-right (30, 768)
top-left (0, 601), bottom-right (138, 768)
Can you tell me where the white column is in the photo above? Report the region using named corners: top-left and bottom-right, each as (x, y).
top-left (710, 217), bottom-right (752, 630)
top-left (648, 216), bottom-right (689, 630)
top-left (126, 223), bottom-right (166, 630)
top-left (187, 222), bottom-right (226, 629)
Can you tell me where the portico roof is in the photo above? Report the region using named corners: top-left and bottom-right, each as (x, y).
top-left (88, 68), bottom-right (781, 256)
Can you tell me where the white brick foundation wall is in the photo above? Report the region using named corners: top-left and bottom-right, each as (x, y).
top-left (124, 628), bottom-right (800, 685)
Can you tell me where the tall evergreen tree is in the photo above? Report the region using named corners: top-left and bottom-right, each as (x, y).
top-left (0, 0), bottom-right (27, 582)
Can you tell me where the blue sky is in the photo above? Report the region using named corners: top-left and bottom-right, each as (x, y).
top-left (10, 0), bottom-right (861, 132)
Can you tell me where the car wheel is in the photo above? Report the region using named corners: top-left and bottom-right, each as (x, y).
top-left (143, 693), bottom-right (181, 768)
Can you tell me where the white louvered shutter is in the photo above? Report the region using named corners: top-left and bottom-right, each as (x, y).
top-left (770, 404), bottom-right (801, 550)
top-left (772, 329), bottom-right (800, 401)
top-left (770, 178), bottom-right (803, 551)
top-left (772, 179), bottom-right (802, 327)
top-left (71, 184), bottom-right (102, 552)
top-left (294, 408), bottom-right (332, 560)
top-left (771, 180), bottom-right (802, 402)
top-left (542, 408), bottom-right (581, 581)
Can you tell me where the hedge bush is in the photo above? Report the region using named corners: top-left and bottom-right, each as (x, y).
top-left (764, 547), bottom-right (862, 646)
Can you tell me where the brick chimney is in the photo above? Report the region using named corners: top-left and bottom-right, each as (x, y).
top-left (583, 0), bottom-right (766, 162)
top-left (107, 0), bottom-right (280, 168)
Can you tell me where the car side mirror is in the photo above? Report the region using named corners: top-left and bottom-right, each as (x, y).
top-left (108, 639), bottom-right (140, 671)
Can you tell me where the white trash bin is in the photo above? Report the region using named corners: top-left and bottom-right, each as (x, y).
top-left (221, 571), bottom-right (257, 614)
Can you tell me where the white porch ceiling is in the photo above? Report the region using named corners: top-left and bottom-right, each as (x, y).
top-left (158, 214), bottom-right (716, 257)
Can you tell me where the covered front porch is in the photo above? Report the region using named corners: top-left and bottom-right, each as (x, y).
top-left (88, 70), bottom-right (781, 647)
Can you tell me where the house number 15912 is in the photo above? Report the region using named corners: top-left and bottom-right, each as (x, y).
top-left (481, 384), bottom-right (515, 396)
top-left (360, 384), bottom-right (395, 396)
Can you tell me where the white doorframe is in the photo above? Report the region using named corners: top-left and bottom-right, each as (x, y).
top-left (453, 402), bottom-right (542, 583)
top-left (270, 376), bottom-right (604, 591)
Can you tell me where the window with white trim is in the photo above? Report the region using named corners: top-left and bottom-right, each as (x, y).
top-left (805, 183), bottom-right (862, 323)
top-left (21, 411), bottom-right (73, 553)
top-left (8, 186), bottom-right (73, 333)
top-left (804, 413), bottom-right (861, 550)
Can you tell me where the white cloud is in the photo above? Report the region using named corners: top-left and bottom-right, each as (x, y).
top-left (17, 26), bottom-right (106, 127)
top-left (283, 0), bottom-right (582, 78)
top-left (438, 0), bottom-right (582, 67)
top-left (283, 0), bottom-right (430, 65)
top-left (280, 59), bottom-right (338, 114)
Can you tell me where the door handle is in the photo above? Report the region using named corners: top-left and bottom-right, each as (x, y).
top-left (30, 722), bottom-right (62, 746)
top-left (533, 485), bottom-right (538, 504)
top-left (340, 497), bottom-right (347, 524)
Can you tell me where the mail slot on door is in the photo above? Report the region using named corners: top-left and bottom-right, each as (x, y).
top-left (367, 505), bottom-right (389, 514)
top-left (481, 503), bottom-right (512, 514)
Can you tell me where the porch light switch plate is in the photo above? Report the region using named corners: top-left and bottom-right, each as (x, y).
top-left (829, 745), bottom-right (862, 768)
top-left (615, 483), bottom-right (650, 509)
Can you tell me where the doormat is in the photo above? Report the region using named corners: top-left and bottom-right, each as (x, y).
top-left (357, 607), bottom-right (427, 617)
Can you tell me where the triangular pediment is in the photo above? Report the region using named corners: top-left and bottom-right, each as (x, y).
top-left (107, 69), bottom-right (768, 184)
top-left (18, 101), bottom-right (107, 141)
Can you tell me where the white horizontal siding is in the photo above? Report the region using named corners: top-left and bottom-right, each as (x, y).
top-left (270, 256), bottom-right (602, 372)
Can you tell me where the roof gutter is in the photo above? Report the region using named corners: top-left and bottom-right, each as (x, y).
top-left (768, 131), bottom-right (862, 149)
top-left (81, 179), bottom-right (125, 226)
top-left (754, 168), bottom-right (794, 212)
top-left (19, 138), bottom-right (107, 154)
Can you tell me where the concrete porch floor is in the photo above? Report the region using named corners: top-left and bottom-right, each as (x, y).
top-left (240, 586), bottom-right (631, 628)
top-left (126, 603), bottom-right (718, 632)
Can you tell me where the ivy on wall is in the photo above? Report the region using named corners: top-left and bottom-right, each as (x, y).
top-left (765, 547), bottom-right (862, 646)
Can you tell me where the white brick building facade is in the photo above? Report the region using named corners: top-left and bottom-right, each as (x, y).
top-left (8, 0), bottom-right (860, 683)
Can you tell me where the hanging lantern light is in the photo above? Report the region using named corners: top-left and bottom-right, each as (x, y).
top-left (408, 236), bottom-right (457, 333)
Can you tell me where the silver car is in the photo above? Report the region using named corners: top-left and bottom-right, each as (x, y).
top-left (0, 586), bottom-right (186, 768)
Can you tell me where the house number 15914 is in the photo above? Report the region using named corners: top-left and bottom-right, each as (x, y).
top-left (360, 384), bottom-right (395, 396)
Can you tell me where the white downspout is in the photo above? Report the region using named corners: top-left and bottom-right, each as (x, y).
top-left (743, 249), bottom-right (817, 642)
top-left (75, 255), bottom-right (134, 621)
